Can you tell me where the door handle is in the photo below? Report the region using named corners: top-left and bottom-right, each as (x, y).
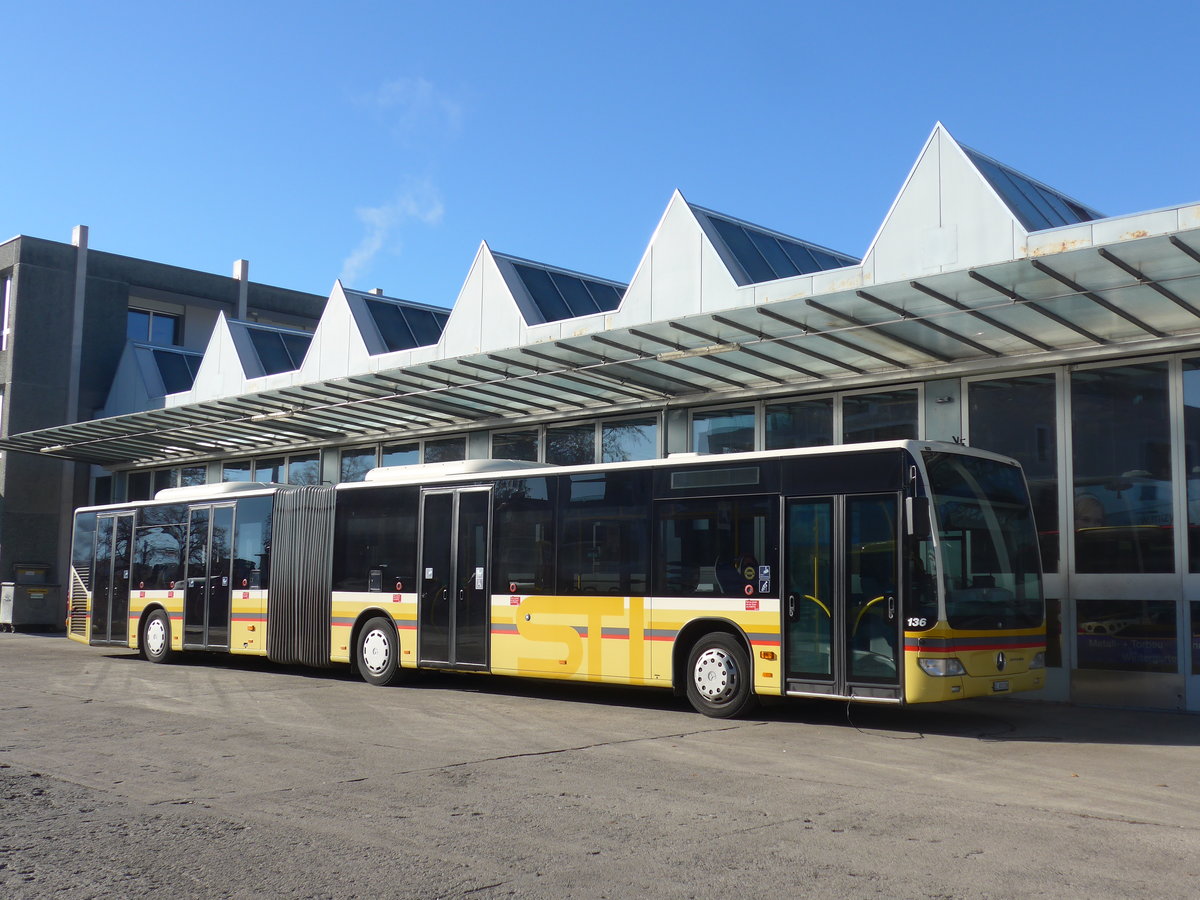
top-left (886, 593), bottom-right (896, 621)
top-left (787, 594), bottom-right (795, 618)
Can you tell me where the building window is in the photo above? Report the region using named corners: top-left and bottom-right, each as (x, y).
top-left (127, 308), bottom-right (181, 346)
top-left (601, 417), bottom-right (658, 463)
top-left (223, 460), bottom-right (252, 482)
top-left (842, 389), bottom-right (918, 443)
top-left (423, 437), bottom-right (466, 463)
top-left (1071, 362), bottom-right (1173, 574)
top-left (1181, 359), bottom-right (1200, 572)
top-left (381, 441), bottom-right (420, 468)
top-left (246, 453), bottom-right (320, 485)
top-left (181, 465), bottom-right (207, 487)
top-left (340, 446), bottom-right (378, 483)
top-left (1076, 598), bottom-right (1177, 673)
top-left (765, 398), bottom-right (833, 450)
top-left (493, 430), bottom-right (539, 462)
top-left (127, 471), bottom-right (152, 501)
top-left (968, 374), bottom-right (1060, 572)
top-left (287, 453), bottom-right (320, 485)
top-left (691, 406), bottom-right (755, 455)
top-left (1, 273), bottom-right (12, 351)
top-left (546, 423), bottom-right (594, 466)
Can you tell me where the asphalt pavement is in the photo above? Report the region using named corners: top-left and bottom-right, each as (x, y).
top-left (2, 632), bottom-right (1198, 899)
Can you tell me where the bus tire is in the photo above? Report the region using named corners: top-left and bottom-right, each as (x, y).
top-left (357, 617), bottom-right (401, 686)
top-left (143, 609), bottom-right (174, 664)
top-left (686, 632), bottom-right (757, 718)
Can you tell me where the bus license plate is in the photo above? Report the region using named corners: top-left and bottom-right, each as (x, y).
top-left (992, 680), bottom-right (1009, 692)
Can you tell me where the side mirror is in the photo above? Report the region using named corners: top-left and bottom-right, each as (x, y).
top-left (906, 496), bottom-right (932, 539)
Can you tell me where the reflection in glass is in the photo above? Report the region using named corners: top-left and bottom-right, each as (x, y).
top-left (287, 454), bottom-right (320, 485)
top-left (1076, 598), bottom-right (1177, 673)
top-left (601, 417), bottom-right (657, 462)
top-left (692, 407), bottom-right (755, 455)
top-left (493, 430), bottom-right (539, 462)
top-left (785, 499), bottom-right (832, 679)
top-left (255, 457), bottom-right (285, 484)
top-left (1071, 363), bottom-right (1173, 573)
top-left (842, 390), bottom-right (918, 443)
top-left (181, 466), bottom-right (207, 487)
top-left (1192, 601), bottom-right (1200, 675)
top-left (924, 451), bottom-right (1043, 630)
top-left (381, 442), bottom-right (420, 468)
top-left (424, 437), bottom-right (466, 464)
top-left (766, 398), bottom-right (833, 450)
top-left (222, 460), bottom-right (252, 483)
top-left (1181, 360), bottom-right (1200, 571)
top-left (547, 423), bottom-right (594, 465)
top-left (968, 374), bottom-right (1060, 572)
top-left (340, 447), bottom-right (377, 483)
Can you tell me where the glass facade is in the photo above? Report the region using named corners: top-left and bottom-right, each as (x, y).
top-left (381, 442), bottom-right (420, 468)
top-left (1071, 362), bottom-right (1173, 574)
top-left (340, 447), bottom-right (377, 483)
top-left (424, 437), bottom-right (466, 463)
top-left (602, 418), bottom-right (657, 463)
top-left (493, 430), bottom-right (539, 462)
top-left (692, 407), bottom-right (754, 454)
top-left (546, 423), bottom-right (594, 466)
top-left (843, 390), bottom-right (918, 443)
top-left (968, 374), bottom-right (1060, 572)
top-left (1076, 598), bottom-right (1177, 673)
top-left (765, 398), bottom-right (833, 450)
top-left (1182, 359), bottom-right (1200, 572)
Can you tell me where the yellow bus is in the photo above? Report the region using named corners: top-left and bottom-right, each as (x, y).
top-left (67, 440), bottom-right (1045, 717)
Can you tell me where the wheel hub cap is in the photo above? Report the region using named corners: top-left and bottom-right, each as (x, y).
top-left (694, 648), bottom-right (737, 702)
top-left (146, 619), bottom-right (166, 655)
top-left (362, 630), bottom-right (390, 674)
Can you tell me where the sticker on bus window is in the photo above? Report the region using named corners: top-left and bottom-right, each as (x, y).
top-left (746, 599), bottom-right (759, 611)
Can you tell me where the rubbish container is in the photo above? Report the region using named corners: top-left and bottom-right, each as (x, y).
top-left (0, 564), bottom-right (62, 631)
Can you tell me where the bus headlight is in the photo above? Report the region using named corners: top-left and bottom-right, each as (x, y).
top-left (1029, 652), bottom-right (1045, 670)
top-left (918, 657), bottom-right (966, 677)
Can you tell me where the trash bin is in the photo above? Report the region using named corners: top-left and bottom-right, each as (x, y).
top-left (0, 564), bottom-right (62, 632)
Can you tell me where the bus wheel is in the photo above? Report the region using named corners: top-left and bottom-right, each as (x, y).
top-left (143, 610), bottom-right (174, 664)
top-left (357, 617), bottom-right (400, 686)
top-left (686, 633), bottom-right (757, 718)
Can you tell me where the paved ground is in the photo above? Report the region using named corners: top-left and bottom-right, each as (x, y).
top-left (1, 632), bottom-right (1198, 899)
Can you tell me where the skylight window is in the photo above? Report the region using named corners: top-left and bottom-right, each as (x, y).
top-left (246, 327), bottom-right (311, 376)
top-left (152, 349), bottom-right (202, 394)
top-left (695, 207), bottom-right (858, 285)
top-left (962, 146), bottom-right (1102, 232)
top-left (364, 299), bottom-right (449, 352)
top-left (509, 262), bottom-right (624, 324)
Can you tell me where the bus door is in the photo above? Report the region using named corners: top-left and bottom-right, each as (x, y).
top-left (784, 493), bottom-right (901, 699)
top-left (184, 503), bottom-right (234, 650)
top-left (91, 512), bottom-right (133, 644)
top-left (418, 488), bottom-right (490, 669)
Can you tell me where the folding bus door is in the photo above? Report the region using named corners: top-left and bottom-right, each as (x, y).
top-left (418, 488), bottom-right (490, 669)
top-left (784, 493), bottom-right (901, 700)
top-left (90, 512), bottom-right (133, 645)
top-left (184, 503), bottom-right (235, 650)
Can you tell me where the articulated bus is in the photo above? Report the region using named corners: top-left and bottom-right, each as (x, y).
top-left (67, 440), bottom-right (1045, 717)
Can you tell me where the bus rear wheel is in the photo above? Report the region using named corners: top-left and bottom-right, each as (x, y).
top-left (357, 617), bottom-right (401, 686)
top-left (142, 609), bottom-right (174, 664)
top-left (686, 633), bottom-right (757, 718)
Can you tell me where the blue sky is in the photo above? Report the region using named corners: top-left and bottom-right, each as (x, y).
top-left (3, 1), bottom-right (1197, 308)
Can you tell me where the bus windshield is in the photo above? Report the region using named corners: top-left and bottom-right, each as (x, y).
top-left (923, 451), bottom-right (1043, 630)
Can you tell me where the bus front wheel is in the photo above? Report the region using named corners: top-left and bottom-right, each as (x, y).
top-left (686, 633), bottom-right (756, 718)
top-left (357, 617), bottom-right (401, 686)
top-left (142, 609), bottom-right (174, 664)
